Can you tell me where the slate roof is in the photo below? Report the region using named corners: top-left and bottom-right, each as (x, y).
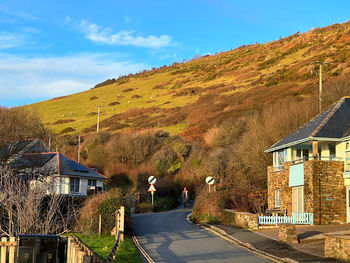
top-left (10, 152), bottom-right (106, 180)
top-left (0, 139), bottom-right (49, 162)
top-left (266, 97), bottom-right (350, 152)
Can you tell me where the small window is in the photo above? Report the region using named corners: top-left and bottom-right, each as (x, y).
top-left (70, 178), bottom-right (80, 193)
top-left (88, 179), bottom-right (97, 187)
top-left (275, 189), bottom-right (280, 208)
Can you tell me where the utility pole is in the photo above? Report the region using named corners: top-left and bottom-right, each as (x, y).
top-left (313, 61), bottom-right (330, 113)
top-left (77, 133), bottom-right (81, 163)
top-left (96, 105), bottom-right (100, 133)
top-left (319, 63), bottom-right (322, 113)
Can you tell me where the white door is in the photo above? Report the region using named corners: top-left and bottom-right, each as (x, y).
top-left (292, 186), bottom-right (304, 213)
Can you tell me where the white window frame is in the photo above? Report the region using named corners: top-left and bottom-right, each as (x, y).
top-left (273, 149), bottom-right (287, 171)
top-left (275, 189), bottom-right (280, 208)
top-left (69, 177), bottom-right (80, 193)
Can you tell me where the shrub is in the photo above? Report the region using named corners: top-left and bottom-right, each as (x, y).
top-left (77, 189), bottom-right (130, 234)
top-left (60, 127), bottom-right (76, 134)
top-left (135, 202), bottom-right (154, 213)
top-left (52, 119), bottom-right (75, 125)
top-left (108, 101), bottom-right (120, 106)
top-left (90, 96), bottom-right (98, 101)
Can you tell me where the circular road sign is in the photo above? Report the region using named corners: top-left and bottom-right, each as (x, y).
top-left (205, 176), bottom-right (215, 185)
top-left (148, 176), bottom-right (156, 185)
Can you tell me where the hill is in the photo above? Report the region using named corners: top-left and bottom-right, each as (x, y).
top-left (27, 21), bottom-right (350, 140)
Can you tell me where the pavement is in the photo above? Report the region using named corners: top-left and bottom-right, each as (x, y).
top-left (132, 204), bottom-right (273, 262)
top-left (211, 224), bottom-right (343, 263)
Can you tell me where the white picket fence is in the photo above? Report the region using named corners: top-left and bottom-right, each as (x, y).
top-left (257, 212), bottom-right (313, 228)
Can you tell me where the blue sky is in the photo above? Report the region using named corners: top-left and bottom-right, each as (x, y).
top-left (0, 0), bottom-right (349, 107)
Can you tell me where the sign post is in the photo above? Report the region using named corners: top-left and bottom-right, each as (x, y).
top-left (148, 176), bottom-right (157, 205)
top-left (148, 184), bottom-right (156, 205)
top-left (205, 176), bottom-right (215, 193)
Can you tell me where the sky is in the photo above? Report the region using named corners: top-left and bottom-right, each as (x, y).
top-left (0, 0), bottom-right (349, 107)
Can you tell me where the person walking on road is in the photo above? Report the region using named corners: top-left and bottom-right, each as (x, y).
top-left (181, 187), bottom-right (188, 208)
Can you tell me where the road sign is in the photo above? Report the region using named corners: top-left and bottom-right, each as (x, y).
top-left (148, 176), bottom-right (156, 185)
top-left (148, 184), bottom-right (156, 205)
top-left (205, 176), bottom-right (215, 185)
top-left (148, 184), bottom-right (156, 192)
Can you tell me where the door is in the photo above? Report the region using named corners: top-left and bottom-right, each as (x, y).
top-left (292, 186), bottom-right (304, 213)
top-left (347, 187), bottom-right (350, 223)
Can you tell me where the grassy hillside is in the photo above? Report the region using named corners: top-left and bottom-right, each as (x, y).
top-left (27, 21), bottom-right (350, 139)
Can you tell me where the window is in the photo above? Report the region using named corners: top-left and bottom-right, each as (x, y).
top-left (70, 178), bottom-right (80, 193)
top-left (273, 149), bottom-right (287, 171)
top-left (295, 148), bottom-right (309, 162)
top-left (88, 179), bottom-right (97, 187)
top-left (275, 189), bottom-right (280, 208)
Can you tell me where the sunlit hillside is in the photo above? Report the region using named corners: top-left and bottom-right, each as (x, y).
top-left (27, 21), bottom-right (350, 139)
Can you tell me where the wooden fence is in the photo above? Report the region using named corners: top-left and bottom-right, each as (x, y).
top-left (0, 237), bottom-right (16, 263)
top-left (67, 206), bottom-right (125, 263)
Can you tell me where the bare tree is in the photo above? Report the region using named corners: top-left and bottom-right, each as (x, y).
top-left (0, 166), bottom-right (79, 236)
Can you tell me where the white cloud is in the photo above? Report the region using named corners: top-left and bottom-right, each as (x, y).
top-left (0, 53), bottom-right (148, 106)
top-left (0, 32), bottom-right (26, 49)
top-left (79, 20), bottom-right (173, 48)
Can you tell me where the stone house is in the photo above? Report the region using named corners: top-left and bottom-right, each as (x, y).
top-left (1, 139), bottom-right (106, 196)
top-left (266, 97), bottom-right (350, 224)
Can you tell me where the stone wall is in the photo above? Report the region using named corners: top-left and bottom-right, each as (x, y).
top-left (267, 162), bottom-right (293, 215)
top-left (307, 161), bottom-right (346, 224)
top-left (224, 210), bottom-right (258, 230)
top-left (267, 160), bottom-right (346, 224)
top-left (325, 234), bottom-right (350, 261)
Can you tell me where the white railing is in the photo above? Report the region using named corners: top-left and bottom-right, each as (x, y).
top-left (257, 212), bottom-right (313, 228)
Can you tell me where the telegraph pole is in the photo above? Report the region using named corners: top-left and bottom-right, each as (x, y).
top-left (319, 63), bottom-right (323, 113)
top-left (313, 61), bottom-right (329, 113)
top-left (77, 133), bottom-right (81, 163)
top-left (96, 105), bottom-right (100, 133)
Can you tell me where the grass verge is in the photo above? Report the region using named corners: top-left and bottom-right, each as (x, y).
top-left (75, 234), bottom-right (143, 263)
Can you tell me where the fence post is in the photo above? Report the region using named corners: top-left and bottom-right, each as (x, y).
top-left (120, 206), bottom-right (125, 242)
top-left (98, 214), bottom-right (102, 237)
top-left (1, 237), bottom-right (7, 263)
top-left (9, 237), bottom-right (16, 263)
top-left (115, 210), bottom-right (120, 240)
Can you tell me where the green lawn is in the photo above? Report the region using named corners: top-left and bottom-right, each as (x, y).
top-left (75, 234), bottom-right (143, 263)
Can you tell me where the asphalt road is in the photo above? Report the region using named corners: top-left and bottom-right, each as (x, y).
top-left (132, 206), bottom-right (271, 263)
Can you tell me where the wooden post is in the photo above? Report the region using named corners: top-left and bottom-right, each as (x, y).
top-left (67, 236), bottom-right (72, 263)
top-left (312, 141), bottom-right (319, 159)
top-left (319, 64), bottom-right (322, 113)
top-left (9, 237), bottom-right (16, 263)
top-left (1, 237), bottom-right (7, 263)
top-left (120, 206), bottom-right (125, 242)
top-left (115, 211), bottom-right (120, 240)
top-left (78, 133), bottom-right (81, 163)
top-left (98, 214), bottom-right (102, 237)
top-left (96, 106), bottom-right (100, 133)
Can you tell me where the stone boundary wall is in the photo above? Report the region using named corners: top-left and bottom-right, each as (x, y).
top-left (224, 210), bottom-right (258, 230)
top-left (325, 234), bottom-right (350, 261)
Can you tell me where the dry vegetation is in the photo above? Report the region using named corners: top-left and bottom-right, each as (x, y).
top-left (25, 21), bottom-right (350, 138)
top-left (7, 21), bottom-right (350, 224)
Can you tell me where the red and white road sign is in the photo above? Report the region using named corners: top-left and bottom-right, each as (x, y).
top-left (148, 184), bottom-right (156, 192)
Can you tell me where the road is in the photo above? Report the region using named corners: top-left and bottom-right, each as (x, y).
top-left (132, 205), bottom-right (271, 263)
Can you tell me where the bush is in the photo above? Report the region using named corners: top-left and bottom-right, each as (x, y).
top-left (135, 202), bottom-right (154, 213)
top-left (77, 188), bottom-right (131, 234)
top-left (154, 197), bottom-right (178, 212)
